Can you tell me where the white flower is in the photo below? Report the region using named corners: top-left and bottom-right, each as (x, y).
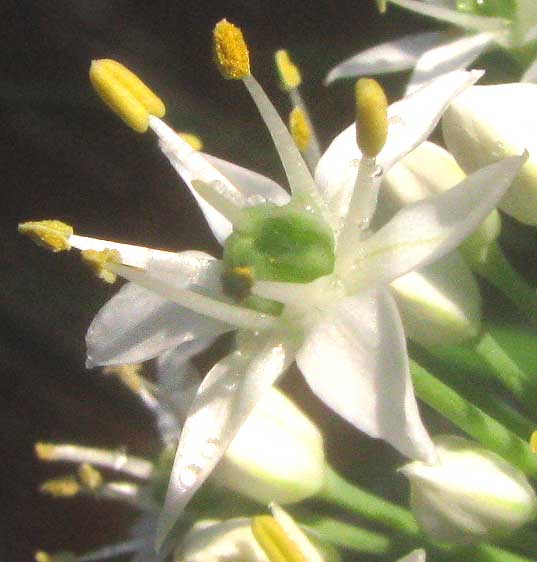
top-left (325, 0), bottom-right (537, 93)
top-left (442, 81), bottom-right (537, 225)
top-left (400, 435), bottom-right (537, 544)
top-left (20, 42), bottom-right (526, 547)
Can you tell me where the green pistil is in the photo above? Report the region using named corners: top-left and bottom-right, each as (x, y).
top-left (222, 203), bottom-right (335, 312)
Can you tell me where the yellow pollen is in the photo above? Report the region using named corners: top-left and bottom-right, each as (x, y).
top-left (18, 220), bottom-right (73, 253)
top-left (40, 477), bottom-right (80, 498)
top-left (289, 107), bottom-right (311, 152)
top-left (213, 19), bottom-right (250, 80)
top-left (35, 551), bottom-right (75, 562)
top-left (35, 442), bottom-right (59, 461)
top-left (355, 78), bottom-right (388, 158)
top-left (251, 516), bottom-right (307, 562)
top-left (178, 132), bottom-right (204, 151)
top-left (275, 50), bottom-right (302, 90)
top-left (81, 249), bottom-right (121, 284)
top-left (78, 463), bottom-right (103, 490)
top-left (530, 430), bottom-right (537, 453)
top-left (89, 59), bottom-right (165, 133)
top-left (103, 364), bottom-right (143, 393)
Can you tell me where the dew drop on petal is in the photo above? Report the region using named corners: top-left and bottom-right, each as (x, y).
top-left (179, 464), bottom-right (202, 489)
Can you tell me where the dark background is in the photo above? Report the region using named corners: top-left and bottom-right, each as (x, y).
top-left (2, 2), bottom-right (536, 561)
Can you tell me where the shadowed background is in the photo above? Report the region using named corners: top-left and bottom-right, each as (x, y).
top-left (3, 1), bottom-right (537, 561)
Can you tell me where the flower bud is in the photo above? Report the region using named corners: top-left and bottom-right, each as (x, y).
top-left (213, 388), bottom-right (326, 505)
top-left (400, 436), bottom-right (537, 544)
top-left (442, 83), bottom-right (537, 225)
top-left (176, 518), bottom-right (269, 562)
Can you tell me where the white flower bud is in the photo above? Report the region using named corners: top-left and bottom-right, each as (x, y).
top-left (442, 83), bottom-right (537, 225)
top-left (214, 388), bottom-right (326, 504)
top-left (400, 436), bottom-right (537, 544)
top-left (176, 518), bottom-right (269, 562)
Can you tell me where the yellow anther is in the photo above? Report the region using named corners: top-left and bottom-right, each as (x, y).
top-left (222, 266), bottom-right (254, 300)
top-left (40, 476), bottom-right (80, 498)
top-left (78, 463), bottom-right (103, 490)
top-left (89, 59), bottom-right (165, 133)
top-left (289, 107), bottom-right (311, 152)
top-left (103, 364), bottom-right (143, 393)
top-left (35, 551), bottom-right (75, 562)
top-left (18, 220), bottom-right (73, 253)
top-left (530, 430), bottom-right (537, 453)
top-left (178, 132), bottom-right (203, 151)
top-left (81, 249), bottom-right (121, 284)
top-left (275, 50), bottom-right (302, 90)
top-left (213, 19), bottom-right (250, 80)
top-left (355, 78), bottom-right (388, 158)
top-left (252, 516), bottom-right (307, 562)
top-left (35, 442), bottom-right (59, 461)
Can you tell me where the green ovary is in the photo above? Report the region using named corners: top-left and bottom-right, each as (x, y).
top-left (222, 204), bottom-right (335, 312)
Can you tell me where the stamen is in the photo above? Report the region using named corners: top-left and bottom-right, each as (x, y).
top-left (35, 442), bottom-right (153, 480)
top-left (289, 107), bottom-right (311, 152)
top-left (213, 19), bottom-right (250, 80)
top-left (18, 220), bottom-right (73, 252)
top-left (191, 179), bottom-right (244, 225)
top-left (275, 50), bottom-right (302, 90)
top-left (251, 515), bottom-right (307, 562)
top-left (243, 74), bottom-right (324, 212)
top-left (78, 463), bottom-right (103, 490)
top-left (40, 477), bottom-right (80, 498)
top-left (111, 261), bottom-right (276, 331)
top-left (35, 551), bottom-right (75, 562)
top-left (222, 265), bottom-right (255, 300)
top-left (355, 78), bottom-right (388, 158)
top-left (89, 59), bottom-right (165, 133)
top-left (81, 249), bottom-right (121, 284)
top-left (98, 481), bottom-right (141, 505)
top-left (178, 132), bottom-right (203, 151)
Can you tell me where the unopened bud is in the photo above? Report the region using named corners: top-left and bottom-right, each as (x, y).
top-left (401, 435), bottom-right (537, 544)
top-left (442, 83), bottom-right (537, 225)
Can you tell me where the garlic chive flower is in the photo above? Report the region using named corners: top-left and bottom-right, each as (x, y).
top-left (400, 435), bottom-right (537, 544)
top-left (20, 19), bottom-right (527, 549)
top-left (326, 0), bottom-right (537, 92)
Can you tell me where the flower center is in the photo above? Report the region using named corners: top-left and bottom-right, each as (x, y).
top-left (222, 203), bottom-right (335, 312)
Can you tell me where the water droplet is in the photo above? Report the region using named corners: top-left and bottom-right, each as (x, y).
top-left (371, 165), bottom-right (383, 178)
top-left (202, 438), bottom-right (220, 459)
top-left (179, 464), bottom-right (202, 489)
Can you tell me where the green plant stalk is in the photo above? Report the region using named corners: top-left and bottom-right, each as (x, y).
top-left (463, 241), bottom-right (537, 327)
top-left (410, 360), bottom-right (537, 475)
top-left (302, 516), bottom-right (394, 555)
top-left (319, 467), bottom-right (537, 562)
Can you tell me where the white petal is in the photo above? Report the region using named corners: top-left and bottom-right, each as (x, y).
top-left (388, 0), bottom-right (509, 32)
top-left (521, 56), bottom-right (537, 83)
top-left (86, 283), bottom-right (227, 367)
top-left (406, 33), bottom-right (494, 94)
top-left (156, 336), bottom-right (218, 425)
top-left (390, 252), bottom-right (481, 347)
top-left (156, 334), bottom-right (295, 548)
top-left (325, 32), bottom-right (447, 84)
top-left (516, 0), bottom-right (537, 41)
top-left (296, 289), bottom-right (437, 462)
top-left (348, 155), bottom-right (525, 289)
top-left (206, 154), bottom-right (290, 206)
top-left (150, 117), bottom-right (242, 245)
top-left (315, 70), bottom-right (482, 223)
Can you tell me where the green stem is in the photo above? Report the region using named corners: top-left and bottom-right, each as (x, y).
top-left (472, 328), bottom-right (537, 414)
top-left (318, 467), bottom-right (537, 562)
top-left (464, 241), bottom-right (537, 327)
top-left (302, 516), bottom-right (394, 555)
top-left (319, 466), bottom-right (421, 537)
top-left (419, 344), bottom-right (535, 439)
top-left (410, 360), bottom-right (537, 476)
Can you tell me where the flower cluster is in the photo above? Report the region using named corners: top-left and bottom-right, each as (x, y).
top-left (22, 15), bottom-right (537, 562)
